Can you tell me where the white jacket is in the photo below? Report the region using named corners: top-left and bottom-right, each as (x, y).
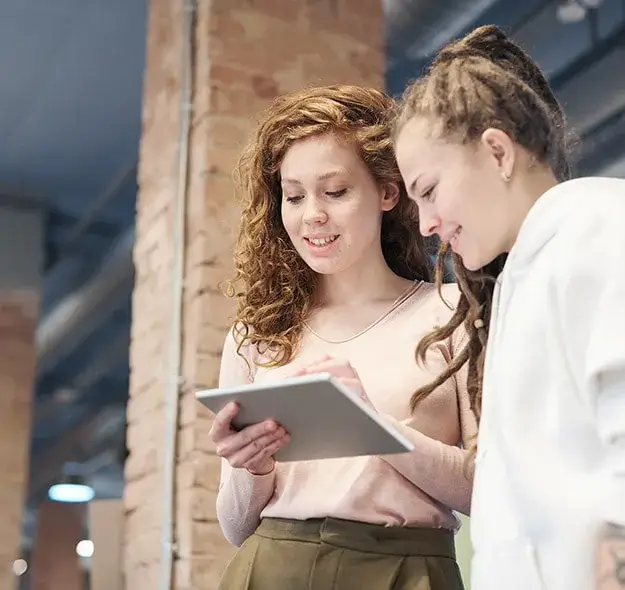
top-left (470, 177), bottom-right (625, 590)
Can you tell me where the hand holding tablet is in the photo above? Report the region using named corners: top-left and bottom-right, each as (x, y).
top-left (198, 360), bottom-right (414, 463)
top-left (208, 401), bottom-right (291, 475)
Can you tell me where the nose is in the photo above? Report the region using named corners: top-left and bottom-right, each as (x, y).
top-left (418, 204), bottom-right (440, 238)
top-left (303, 197), bottom-right (328, 225)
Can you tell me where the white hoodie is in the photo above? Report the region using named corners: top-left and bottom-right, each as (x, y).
top-left (470, 177), bottom-right (625, 590)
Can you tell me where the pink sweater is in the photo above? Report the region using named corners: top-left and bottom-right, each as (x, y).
top-left (216, 282), bottom-right (477, 547)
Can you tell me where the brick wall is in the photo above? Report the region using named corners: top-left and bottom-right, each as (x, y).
top-left (31, 502), bottom-right (83, 590)
top-left (125, 0), bottom-right (384, 588)
top-left (0, 293), bottom-right (38, 588)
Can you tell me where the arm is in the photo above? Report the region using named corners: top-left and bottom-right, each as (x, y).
top-left (380, 327), bottom-right (477, 515)
top-left (554, 225), bottom-right (625, 588)
top-left (215, 329), bottom-right (276, 547)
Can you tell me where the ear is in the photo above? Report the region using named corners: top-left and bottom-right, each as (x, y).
top-left (480, 128), bottom-right (516, 181)
top-left (380, 182), bottom-right (400, 212)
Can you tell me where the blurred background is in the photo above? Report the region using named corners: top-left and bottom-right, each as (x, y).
top-left (1, 0), bottom-right (623, 588)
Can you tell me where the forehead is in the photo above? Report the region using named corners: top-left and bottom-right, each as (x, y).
top-left (395, 116), bottom-right (470, 176)
top-left (280, 133), bottom-right (360, 175)
top-left (395, 117), bottom-right (442, 163)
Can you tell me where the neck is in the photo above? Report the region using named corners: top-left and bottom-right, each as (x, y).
top-left (316, 246), bottom-right (409, 307)
top-left (504, 167), bottom-right (559, 252)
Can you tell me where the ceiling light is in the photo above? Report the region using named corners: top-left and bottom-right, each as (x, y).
top-left (48, 474), bottom-right (95, 503)
top-left (557, 0), bottom-right (587, 23)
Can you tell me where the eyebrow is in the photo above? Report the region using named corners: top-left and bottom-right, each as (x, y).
top-left (281, 169), bottom-right (348, 185)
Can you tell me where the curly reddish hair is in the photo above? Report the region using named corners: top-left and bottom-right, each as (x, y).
top-left (226, 84), bottom-right (431, 366)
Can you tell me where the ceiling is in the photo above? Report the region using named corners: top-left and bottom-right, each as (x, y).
top-left (1, 0), bottom-right (623, 547)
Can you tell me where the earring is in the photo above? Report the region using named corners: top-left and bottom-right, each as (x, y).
top-left (474, 318), bottom-right (485, 329)
top-left (502, 172), bottom-right (510, 183)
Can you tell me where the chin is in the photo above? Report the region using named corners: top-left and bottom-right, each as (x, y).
top-left (303, 256), bottom-right (353, 276)
top-left (307, 263), bottom-right (341, 275)
top-left (461, 258), bottom-right (483, 272)
top-left (460, 251), bottom-right (500, 272)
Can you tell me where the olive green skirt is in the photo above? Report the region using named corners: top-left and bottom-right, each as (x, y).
top-left (219, 517), bottom-right (464, 590)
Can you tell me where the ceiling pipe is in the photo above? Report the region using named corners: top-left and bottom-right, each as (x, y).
top-left (385, 0), bottom-right (502, 68)
top-left (45, 161), bottom-right (137, 271)
top-left (34, 331), bottom-right (130, 425)
top-left (35, 227), bottom-right (134, 374)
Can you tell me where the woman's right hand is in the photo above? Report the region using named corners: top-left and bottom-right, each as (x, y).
top-left (209, 402), bottom-right (290, 475)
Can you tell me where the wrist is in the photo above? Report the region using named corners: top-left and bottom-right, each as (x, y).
top-left (246, 462), bottom-right (275, 476)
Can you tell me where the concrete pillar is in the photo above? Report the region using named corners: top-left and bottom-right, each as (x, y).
top-left (31, 502), bottom-right (84, 590)
top-left (124, 1), bottom-right (384, 588)
top-left (0, 205), bottom-right (43, 589)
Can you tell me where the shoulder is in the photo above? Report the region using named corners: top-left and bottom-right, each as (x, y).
top-left (550, 180), bottom-right (625, 276)
top-left (554, 178), bottom-right (625, 243)
top-left (219, 324), bottom-right (258, 386)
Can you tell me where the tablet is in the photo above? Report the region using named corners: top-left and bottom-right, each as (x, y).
top-left (195, 373), bottom-right (414, 462)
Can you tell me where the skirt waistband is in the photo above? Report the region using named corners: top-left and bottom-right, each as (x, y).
top-left (255, 517), bottom-right (456, 558)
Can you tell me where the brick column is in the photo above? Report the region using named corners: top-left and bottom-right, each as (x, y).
top-left (125, 1), bottom-right (384, 588)
top-left (0, 295), bottom-right (38, 589)
top-left (0, 205), bottom-right (43, 589)
top-left (31, 502), bottom-right (84, 590)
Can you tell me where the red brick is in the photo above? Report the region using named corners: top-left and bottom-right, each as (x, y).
top-left (31, 503), bottom-right (83, 590)
top-left (0, 295), bottom-right (37, 589)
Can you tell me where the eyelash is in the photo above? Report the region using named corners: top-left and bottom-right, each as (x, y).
top-left (285, 188), bottom-right (347, 203)
top-left (421, 186), bottom-right (435, 201)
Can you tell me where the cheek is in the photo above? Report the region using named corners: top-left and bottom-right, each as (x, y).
top-left (435, 191), bottom-right (464, 224)
top-left (280, 204), bottom-right (298, 236)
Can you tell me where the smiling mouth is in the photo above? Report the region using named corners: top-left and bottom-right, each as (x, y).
top-left (448, 228), bottom-right (461, 249)
top-left (305, 235), bottom-right (339, 247)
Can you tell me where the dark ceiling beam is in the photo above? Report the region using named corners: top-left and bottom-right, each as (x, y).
top-left (45, 161), bottom-right (137, 271)
top-left (385, 0), bottom-right (552, 95)
top-left (577, 105), bottom-right (625, 175)
top-left (31, 376), bottom-right (129, 454)
top-left (27, 397), bottom-right (127, 506)
top-left (33, 331), bottom-right (130, 424)
top-left (550, 21), bottom-right (625, 91)
top-left (28, 412), bottom-right (103, 503)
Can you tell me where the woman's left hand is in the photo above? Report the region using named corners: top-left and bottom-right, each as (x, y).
top-left (296, 355), bottom-right (375, 410)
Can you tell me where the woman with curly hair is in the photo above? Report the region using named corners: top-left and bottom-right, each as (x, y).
top-left (209, 85), bottom-right (476, 590)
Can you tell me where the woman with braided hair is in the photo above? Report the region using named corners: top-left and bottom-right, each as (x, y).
top-left (393, 24), bottom-right (625, 590)
top-left (210, 85), bottom-right (477, 589)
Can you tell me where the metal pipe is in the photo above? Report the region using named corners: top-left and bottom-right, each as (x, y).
top-left (46, 162), bottom-right (137, 270)
top-left (34, 331), bottom-right (130, 423)
top-left (35, 228), bottom-right (134, 373)
top-left (550, 20), bottom-right (625, 90)
top-left (160, 0), bottom-right (195, 588)
top-left (386, 0), bottom-right (501, 67)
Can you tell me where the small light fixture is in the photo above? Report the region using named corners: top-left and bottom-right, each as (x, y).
top-left (76, 540), bottom-right (95, 558)
top-left (12, 559), bottom-right (27, 576)
top-left (48, 474), bottom-right (95, 503)
top-left (556, 0), bottom-right (587, 23)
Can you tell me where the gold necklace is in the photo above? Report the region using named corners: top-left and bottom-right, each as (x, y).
top-left (303, 280), bottom-right (424, 344)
